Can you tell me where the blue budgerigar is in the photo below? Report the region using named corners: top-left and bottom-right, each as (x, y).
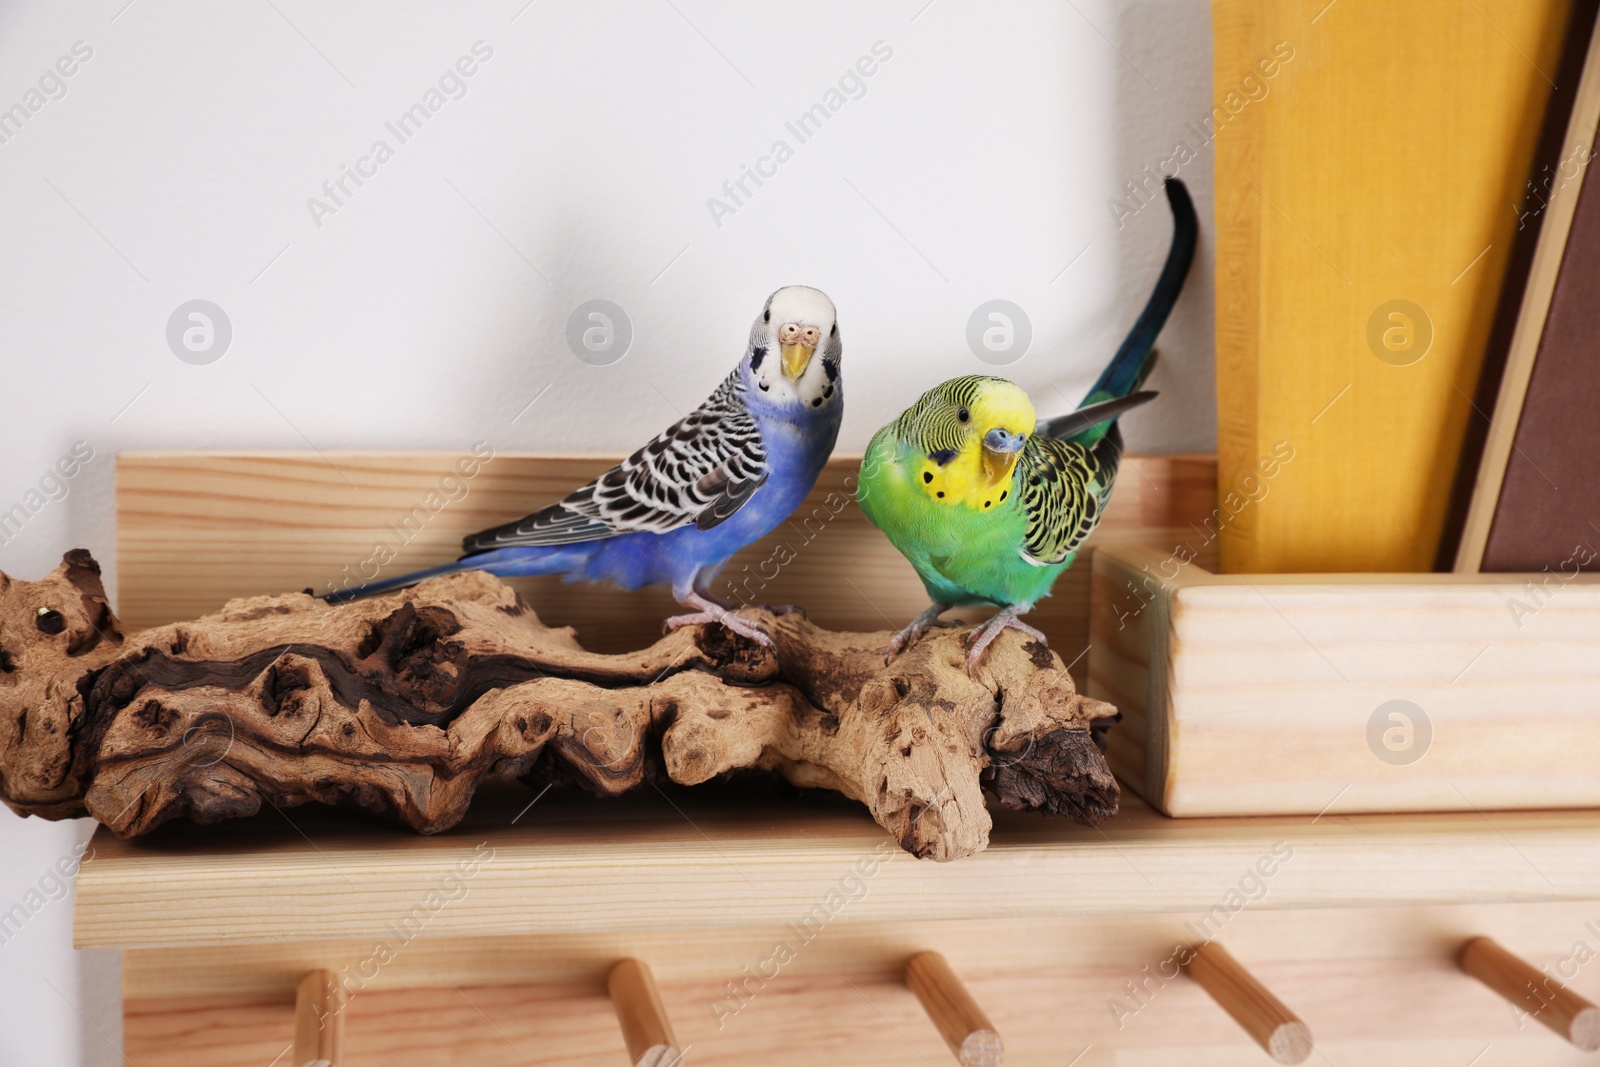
top-left (325, 286), bottom-right (844, 646)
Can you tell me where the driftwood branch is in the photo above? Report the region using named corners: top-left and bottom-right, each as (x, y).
top-left (0, 551), bottom-right (1118, 861)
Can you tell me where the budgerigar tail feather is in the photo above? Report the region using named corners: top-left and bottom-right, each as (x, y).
top-left (320, 559), bottom-right (479, 603)
top-left (1079, 176), bottom-right (1198, 416)
top-left (319, 543), bottom-right (595, 603)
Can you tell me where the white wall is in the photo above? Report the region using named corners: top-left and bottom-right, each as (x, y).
top-left (0, 1), bottom-right (1213, 1062)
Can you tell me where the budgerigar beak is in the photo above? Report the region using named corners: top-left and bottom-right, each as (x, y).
top-left (981, 429), bottom-right (1026, 488)
top-left (781, 341), bottom-right (815, 380)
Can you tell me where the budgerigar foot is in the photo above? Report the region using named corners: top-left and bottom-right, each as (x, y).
top-left (665, 610), bottom-right (774, 647)
top-left (965, 608), bottom-right (1047, 673)
top-left (667, 591), bottom-right (775, 648)
top-left (885, 602), bottom-right (953, 663)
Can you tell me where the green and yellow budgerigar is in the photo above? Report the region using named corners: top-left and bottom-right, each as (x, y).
top-left (857, 179), bottom-right (1196, 670)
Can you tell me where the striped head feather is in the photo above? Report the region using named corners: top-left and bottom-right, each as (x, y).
top-left (891, 376), bottom-right (1036, 511)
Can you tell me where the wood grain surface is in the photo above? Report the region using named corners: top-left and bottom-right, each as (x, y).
top-left (1090, 544), bottom-right (1600, 816)
top-left (114, 902), bottom-right (1600, 1002)
top-left (115, 451), bottom-right (1216, 684)
top-left (73, 785), bottom-right (1600, 951)
top-left (123, 951), bottom-right (1600, 1067)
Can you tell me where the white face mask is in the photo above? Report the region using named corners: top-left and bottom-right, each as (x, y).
top-left (746, 285), bottom-right (841, 412)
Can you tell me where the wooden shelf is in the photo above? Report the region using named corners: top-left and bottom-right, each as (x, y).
top-left (79, 450), bottom-right (1600, 1063)
top-left (76, 782), bottom-right (1600, 951)
top-left (86, 784), bottom-right (1600, 1066)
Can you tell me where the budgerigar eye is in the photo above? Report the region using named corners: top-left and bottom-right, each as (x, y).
top-left (957, 407), bottom-right (970, 423)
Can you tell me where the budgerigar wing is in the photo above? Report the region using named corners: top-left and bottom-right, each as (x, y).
top-left (461, 373), bottom-right (768, 555)
top-left (1015, 435), bottom-right (1113, 566)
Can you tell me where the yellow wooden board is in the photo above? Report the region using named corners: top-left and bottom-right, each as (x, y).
top-left (114, 451), bottom-right (1216, 681)
top-left (1212, 0), bottom-right (1572, 572)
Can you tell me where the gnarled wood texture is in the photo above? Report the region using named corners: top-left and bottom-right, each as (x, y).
top-left (0, 551), bottom-right (1117, 861)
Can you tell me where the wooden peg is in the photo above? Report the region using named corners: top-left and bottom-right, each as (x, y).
top-left (292, 969), bottom-right (343, 1067)
top-left (1182, 942), bottom-right (1311, 1064)
top-left (1459, 936), bottom-right (1600, 1051)
top-left (904, 951), bottom-right (1003, 1066)
top-left (607, 959), bottom-right (683, 1067)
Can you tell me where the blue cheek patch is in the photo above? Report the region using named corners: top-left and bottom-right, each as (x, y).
top-left (750, 346), bottom-right (767, 371)
top-left (929, 449), bottom-right (957, 466)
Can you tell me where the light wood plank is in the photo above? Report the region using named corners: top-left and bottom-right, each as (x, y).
top-left (73, 784), bottom-right (1600, 951)
top-left (123, 953), bottom-right (1600, 1067)
top-left (112, 902), bottom-right (1600, 1002)
top-left (1090, 544), bottom-right (1600, 816)
top-left (114, 451), bottom-right (1215, 684)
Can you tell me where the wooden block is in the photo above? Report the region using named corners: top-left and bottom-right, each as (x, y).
top-left (1213, 0), bottom-right (1572, 572)
top-left (1089, 543), bottom-right (1600, 816)
top-left (113, 451), bottom-right (1215, 684)
top-left (608, 959), bottom-right (682, 1067)
top-left (293, 969), bottom-right (343, 1067)
top-left (903, 952), bottom-right (1002, 1066)
top-left (1459, 937), bottom-right (1600, 1050)
top-left (1183, 942), bottom-right (1312, 1064)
